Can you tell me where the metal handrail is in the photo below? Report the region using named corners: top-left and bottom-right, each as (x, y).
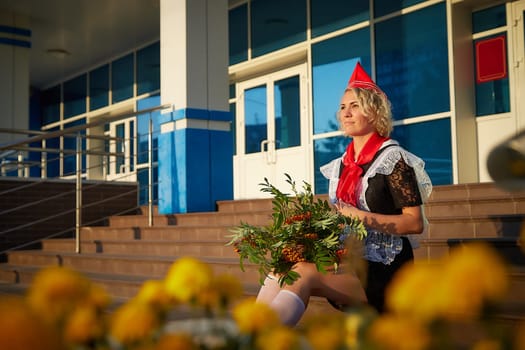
top-left (0, 103), bottom-right (172, 255)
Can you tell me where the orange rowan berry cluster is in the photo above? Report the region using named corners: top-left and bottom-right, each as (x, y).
top-left (284, 211), bottom-right (312, 224)
top-left (281, 245), bottom-right (307, 263)
top-left (303, 233), bottom-right (318, 240)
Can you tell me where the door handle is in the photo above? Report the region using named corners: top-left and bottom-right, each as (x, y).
top-left (260, 140), bottom-right (272, 164)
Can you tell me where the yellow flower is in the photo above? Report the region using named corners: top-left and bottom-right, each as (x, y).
top-left (256, 326), bottom-right (301, 350)
top-left (345, 313), bottom-right (366, 349)
top-left (155, 333), bottom-right (198, 350)
top-left (164, 257), bottom-right (213, 303)
top-left (26, 266), bottom-right (92, 325)
top-left (110, 300), bottom-right (161, 346)
top-left (232, 297), bottom-right (280, 334)
top-left (367, 314), bottom-right (430, 350)
top-left (86, 282), bottom-right (112, 310)
top-left (435, 243), bottom-right (509, 320)
top-left (136, 279), bottom-right (173, 311)
top-left (385, 261), bottom-right (442, 321)
top-left (64, 304), bottom-right (106, 346)
top-left (197, 273), bottom-right (244, 310)
top-left (0, 296), bottom-right (64, 350)
top-left (387, 243), bottom-right (509, 322)
top-left (303, 314), bottom-right (346, 350)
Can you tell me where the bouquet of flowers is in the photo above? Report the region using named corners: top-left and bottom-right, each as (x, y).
top-left (228, 174), bottom-right (367, 286)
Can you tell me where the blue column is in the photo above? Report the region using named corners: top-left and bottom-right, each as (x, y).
top-left (158, 108), bottom-right (232, 214)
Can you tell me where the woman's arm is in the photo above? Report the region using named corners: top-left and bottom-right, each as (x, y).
top-left (336, 203), bottom-right (424, 235)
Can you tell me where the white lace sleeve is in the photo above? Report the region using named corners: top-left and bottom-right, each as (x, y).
top-left (320, 157), bottom-right (342, 204)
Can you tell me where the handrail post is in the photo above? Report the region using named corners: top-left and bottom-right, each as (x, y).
top-left (75, 132), bottom-right (82, 253)
top-left (41, 139), bottom-right (47, 178)
top-left (148, 115), bottom-right (153, 227)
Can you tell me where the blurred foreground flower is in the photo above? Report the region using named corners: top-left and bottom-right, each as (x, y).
top-left (165, 256), bottom-right (213, 304)
top-left (386, 242), bottom-right (510, 322)
top-left (0, 296), bottom-right (64, 350)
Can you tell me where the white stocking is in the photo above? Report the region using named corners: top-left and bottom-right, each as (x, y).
top-left (269, 290), bottom-right (306, 327)
top-left (256, 275), bottom-right (281, 304)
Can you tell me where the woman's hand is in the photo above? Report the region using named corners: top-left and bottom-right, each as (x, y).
top-left (335, 201), bottom-right (424, 235)
top-left (335, 201), bottom-right (362, 221)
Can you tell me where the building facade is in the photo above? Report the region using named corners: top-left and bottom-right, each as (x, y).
top-left (1, 0), bottom-right (524, 213)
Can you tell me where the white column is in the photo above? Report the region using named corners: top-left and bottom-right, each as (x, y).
top-left (0, 11), bottom-right (30, 144)
top-left (158, 0), bottom-right (232, 213)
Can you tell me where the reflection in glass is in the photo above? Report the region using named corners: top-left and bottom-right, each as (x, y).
top-left (312, 28), bottom-right (370, 134)
top-left (90, 65), bottom-right (109, 111)
top-left (137, 42), bottom-right (160, 95)
top-left (116, 123), bottom-right (125, 174)
top-left (112, 54), bottom-right (134, 103)
top-left (63, 74), bottom-right (87, 118)
top-left (314, 135), bottom-right (349, 194)
top-left (244, 85), bottom-right (267, 154)
top-left (472, 4), bottom-right (506, 34)
top-left (274, 76), bottom-right (300, 149)
top-left (229, 4), bottom-right (248, 65)
top-left (375, 2), bottom-right (449, 119)
top-left (41, 85), bottom-right (61, 125)
top-left (374, 0), bottom-right (427, 18)
top-left (63, 118), bottom-right (86, 176)
top-left (392, 118), bottom-right (452, 185)
top-left (310, 0), bottom-right (368, 38)
top-left (251, 0), bottom-right (306, 58)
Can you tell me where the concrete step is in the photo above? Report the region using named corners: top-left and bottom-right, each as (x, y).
top-left (42, 238), bottom-right (238, 258)
top-left (108, 210), bottom-right (272, 228)
top-left (4, 251), bottom-right (262, 285)
top-left (80, 225), bottom-right (235, 241)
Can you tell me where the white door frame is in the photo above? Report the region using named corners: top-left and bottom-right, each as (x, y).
top-left (233, 63), bottom-right (310, 199)
top-left (106, 116), bottom-right (136, 182)
top-left (512, 0), bottom-right (525, 132)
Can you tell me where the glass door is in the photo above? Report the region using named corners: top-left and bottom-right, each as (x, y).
top-left (233, 63), bottom-right (310, 199)
top-left (106, 117), bottom-right (136, 182)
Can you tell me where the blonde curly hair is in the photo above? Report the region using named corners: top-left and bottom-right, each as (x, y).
top-left (338, 87), bottom-right (393, 137)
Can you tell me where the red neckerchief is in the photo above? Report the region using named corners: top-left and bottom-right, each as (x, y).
top-left (336, 133), bottom-right (389, 206)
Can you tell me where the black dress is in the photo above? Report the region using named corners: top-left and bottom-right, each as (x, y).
top-left (359, 153), bottom-right (423, 313)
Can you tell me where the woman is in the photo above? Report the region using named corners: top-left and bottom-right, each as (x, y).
top-left (255, 62), bottom-right (432, 326)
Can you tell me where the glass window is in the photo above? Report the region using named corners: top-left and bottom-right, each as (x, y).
top-left (63, 74), bottom-right (87, 119)
top-left (251, 0), bottom-right (306, 58)
top-left (312, 28), bottom-right (370, 134)
top-left (229, 84), bottom-right (235, 99)
top-left (112, 53), bottom-right (134, 103)
top-left (474, 34), bottom-right (510, 116)
top-left (374, 0), bottom-right (427, 18)
top-left (472, 4), bottom-right (506, 34)
top-left (375, 2), bottom-right (449, 120)
top-left (310, 0), bottom-right (369, 38)
top-left (62, 118), bottom-right (86, 176)
top-left (275, 76), bottom-right (300, 148)
top-left (137, 95), bottom-right (161, 164)
top-left (391, 118), bottom-right (453, 185)
top-left (229, 4), bottom-right (248, 65)
top-left (45, 126), bottom-right (60, 178)
top-left (90, 65), bottom-right (109, 111)
top-left (313, 135), bottom-right (349, 194)
top-left (41, 85), bottom-right (61, 125)
top-left (244, 84), bottom-right (267, 154)
top-left (137, 42), bottom-right (160, 95)
top-left (138, 167), bottom-right (158, 206)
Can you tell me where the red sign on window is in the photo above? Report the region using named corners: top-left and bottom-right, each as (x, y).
top-left (475, 35), bottom-right (507, 83)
